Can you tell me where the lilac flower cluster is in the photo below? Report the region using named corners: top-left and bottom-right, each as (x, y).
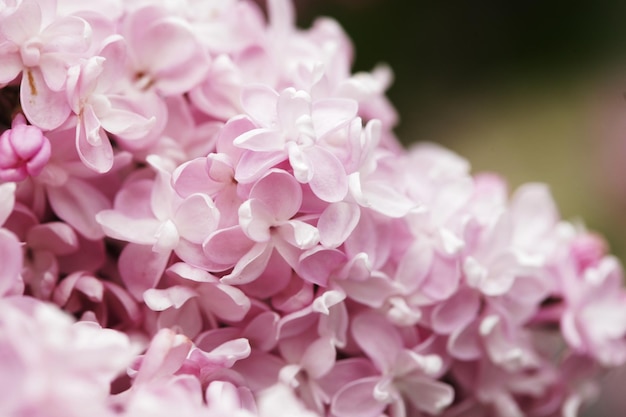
top-left (1, 0), bottom-right (625, 416)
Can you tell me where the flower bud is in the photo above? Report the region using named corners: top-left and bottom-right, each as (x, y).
top-left (0, 114), bottom-right (51, 182)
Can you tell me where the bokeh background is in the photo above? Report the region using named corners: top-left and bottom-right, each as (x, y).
top-left (293, 0), bottom-right (626, 264)
top-left (291, 1), bottom-right (626, 415)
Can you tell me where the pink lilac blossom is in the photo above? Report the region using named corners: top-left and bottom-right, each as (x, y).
top-left (0, 0), bottom-right (626, 416)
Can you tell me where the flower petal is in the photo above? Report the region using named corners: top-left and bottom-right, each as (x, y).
top-left (306, 146), bottom-right (348, 202)
top-left (21, 67), bottom-right (71, 130)
top-left (331, 377), bottom-right (387, 417)
top-left (118, 243), bottom-right (169, 300)
top-left (47, 177), bottom-right (111, 239)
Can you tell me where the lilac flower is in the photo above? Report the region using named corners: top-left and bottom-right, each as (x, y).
top-left (0, 297), bottom-right (134, 416)
top-left (234, 85), bottom-right (356, 202)
top-left (65, 37), bottom-right (156, 172)
top-left (0, 1), bottom-right (625, 416)
top-left (0, 0), bottom-right (92, 129)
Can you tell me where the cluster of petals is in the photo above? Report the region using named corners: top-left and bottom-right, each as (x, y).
top-left (1, 0), bottom-right (626, 416)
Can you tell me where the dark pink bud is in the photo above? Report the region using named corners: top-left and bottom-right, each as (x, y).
top-left (0, 114), bottom-right (51, 182)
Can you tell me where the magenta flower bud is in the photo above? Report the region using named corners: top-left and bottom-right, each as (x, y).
top-left (0, 114), bottom-right (51, 182)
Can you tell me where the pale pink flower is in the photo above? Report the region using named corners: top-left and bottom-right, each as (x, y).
top-left (65, 36), bottom-right (156, 172)
top-left (14, 127), bottom-right (120, 239)
top-left (0, 296), bottom-right (134, 417)
top-left (328, 311), bottom-right (454, 417)
top-left (203, 169), bottom-right (318, 285)
top-left (560, 256), bottom-right (626, 366)
top-left (97, 159), bottom-right (220, 297)
top-left (0, 0), bottom-right (92, 129)
top-left (121, 4), bottom-right (210, 96)
top-left (234, 85), bottom-right (356, 202)
top-left (143, 262), bottom-right (251, 339)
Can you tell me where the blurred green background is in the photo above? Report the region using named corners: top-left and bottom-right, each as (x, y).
top-left (296, 0), bottom-right (626, 263)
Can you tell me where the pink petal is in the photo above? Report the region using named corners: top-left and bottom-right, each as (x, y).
top-left (338, 274), bottom-right (396, 308)
top-left (217, 115), bottom-right (256, 156)
top-left (394, 240), bottom-right (433, 293)
top-left (306, 146), bottom-right (348, 203)
top-left (172, 157), bottom-right (216, 198)
top-left (203, 226), bottom-right (254, 268)
top-left (173, 194), bottom-right (219, 244)
top-left (37, 55), bottom-right (70, 93)
top-left (0, 0), bottom-right (41, 44)
top-left (297, 247), bottom-right (346, 286)
top-left (250, 169), bottom-right (302, 221)
top-left (301, 337), bottom-right (336, 378)
top-left (421, 253), bottom-right (460, 301)
top-left (198, 338), bottom-right (251, 368)
top-left (273, 279), bottom-right (315, 317)
top-left (112, 178), bottom-right (154, 218)
top-left (277, 220), bottom-right (319, 250)
top-left (157, 300), bottom-right (203, 340)
top-left (511, 183), bottom-right (558, 247)
top-left (47, 177), bottom-right (111, 239)
top-left (0, 229), bottom-right (23, 297)
top-left (0, 50), bottom-right (21, 84)
top-left (234, 128), bottom-right (284, 151)
top-left (21, 67), bottom-right (71, 130)
top-left (232, 351), bottom-right (285, 392)
top-left (431, 286), bottom-right (481, 335)
top-left (166, 262), bottom-right (219, 283)
top-left (75, 114), bottom-right (114, 173)
top-left (96, 210), bottom-right (160, 244)
top-left (220, 242), bottom-right (273, 285)
top-left (318, 358), bottom-right (378, 398)
top-left (0, 182), bottom-right (16, 225)
top-left (134, 328), bottom-right (192, 385)
top-left (235, 149), bottom-right (288, 184)
top-left (202, 283), bottom-right (251, 322)
top-left (100, 105), bottom-right (156, 138)
top-left (26, 222), bottom-right (78, 255)
top-left (240, 84), bottom-right (278, 127)
top-left (127, 11), bottom-right (189, 69)
top-left (277, 88), bottom-right (311, 131)
top-left (318, 202), bottom-right (360, 249)
top-left (398, 375), bottom-right (454, 415)
top-left (98, 35), bottom-right (127, 92)
top-left (143, 286), bottom-right (199, 311)
top-left (107, 95), bottom-right (161, 142)
top-left (40, 15), bottom-right (92, 55)
top-left (243, 311), bottom-right (280, 351)
top-left (118, 243), bottom-right (169, 300)
top-left (152, 50), bottom-right (209, 95)
top-left (239, 199), bottom-right (274, 243)
top-left (352, 311), bottom-right (403, 372)
top-left (331, 377), bottom-right (387, 417)
top-left (447, 320), bottom-right (482, 361)
top-left (352, 176), bottom-right (416, 218)
top-left (288, 141), bottom-right (312, 183)
top-left (240, 250), bottom-right (292, 299)
top-left (312, 98), bottom-right (358, 139)
top-left (268, 0), bottom-right (295, 35)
